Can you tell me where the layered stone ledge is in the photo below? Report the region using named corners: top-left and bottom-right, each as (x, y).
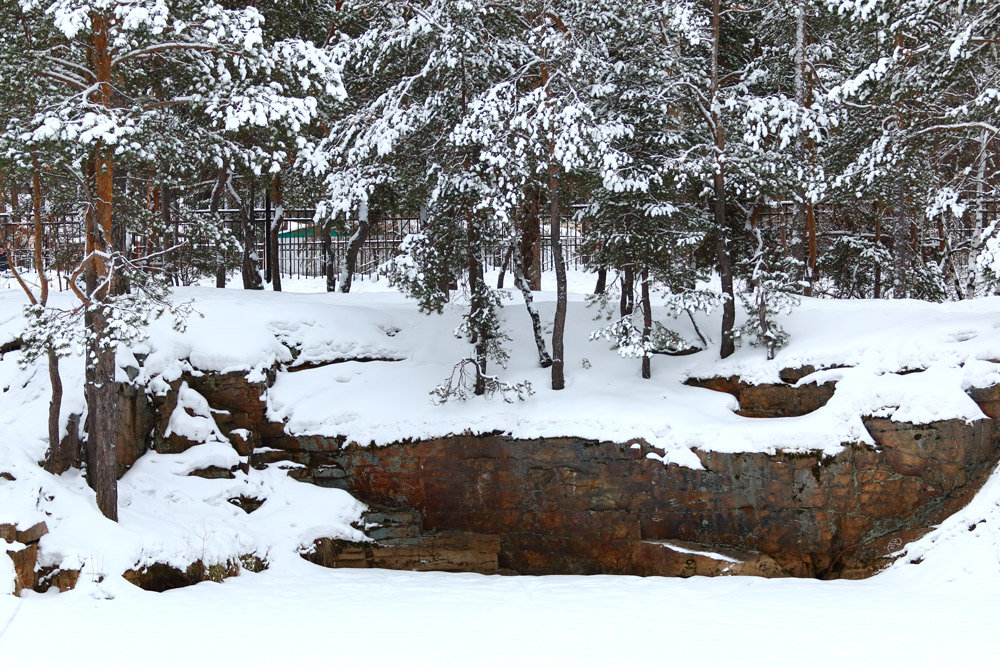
top-left (67, 364), bottom-right (1000, 582)
top-left (271, 415), bottom-right (997, 579)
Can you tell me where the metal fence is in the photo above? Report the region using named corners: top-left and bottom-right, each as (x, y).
top-left (0, 213), bottom-right (86, 285)
top-left (269, 215), bottom-right (424, 279)
top-left (267, 213), bottom-right (588, 280)
top-left (0, 208), bottom-right (589, 282)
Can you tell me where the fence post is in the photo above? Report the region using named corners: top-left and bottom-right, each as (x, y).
top-left (263, 191), bottom-right (272, 283)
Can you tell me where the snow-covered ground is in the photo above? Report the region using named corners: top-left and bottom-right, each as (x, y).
top-left (2, 563), bottom-right (999, 665)
top-left (2, 271), bottom-right (1000, 664)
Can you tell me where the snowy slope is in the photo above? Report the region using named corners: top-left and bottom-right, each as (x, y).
top-left (129, 281), bottom-right (1000, 469)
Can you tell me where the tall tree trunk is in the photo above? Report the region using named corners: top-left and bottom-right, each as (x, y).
top-left (714, 182), bottom-right (736, 359)
top-left (22, 164), bottom-right (70, 475)
top-left (513, 245), bottom-right (552, 368)
top-left (712, 0), bottom-right (736, 359)
top-left (32, 168), bottom-right (65, 473)
top-left (752, 229), bottom-right (776, 360)
top-left (339, 202), bottom-right (372, 293)
top-left (793, 0), bottom-right (816, 294)
top-left (893, 184), bottom-right (908, 297)
top-left (82, 199), bottom-right (120, 520)
top-left (519, 185), bottom-right (542, 290)
top-left (968, 129), bottom-right (989, 297)
top-left (594, 266), bottom-right (607, 295)
top-left (620, 265), bottom-right (634, 317)
top-left (43, 348), bottom-right (69, 474)
top-left (158, 171), bottom-right (174, 285)
top-left (85, 318), bottom-right (119, 522)
top-left (31, 167), bottom-right (47, 304)
top-left (86, 12), bottom-right (119, 521)
top-left (550, 169), bottom-right (567, 391)
top-left (467, 216), bottom-right (488, 396)
top-left (874, 207), bottom-right (883, 298)
top-left (1, 181), bottom-right (68, 474)
top-left (641, 267), bottom-right (652, 379)
top-left (496, 244), bottom-right (514, 289)
top-left (226, 177), bottom-right (263, 290)
top-left (805, 202), bottom-right (817, 293)
top-left (211, 165), bottom-right (227, 288)
top-left (322, 217), bottom-right (337, 292)
top-left (269, 174), bottom-right (283, 292)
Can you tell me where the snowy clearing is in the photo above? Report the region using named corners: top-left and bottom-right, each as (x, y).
top-left (1, 563), bottom-right (998, 666)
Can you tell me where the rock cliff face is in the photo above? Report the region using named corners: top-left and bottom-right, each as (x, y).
top-left (110, 366), bottom-right (1000, 580)
top-left (273, 422), bottom-right (996, 579)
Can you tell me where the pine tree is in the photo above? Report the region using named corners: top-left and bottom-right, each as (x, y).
top-left (2, 0), bottom-right (335, 520)
top-left (828, 0), bottom-right (998, 299)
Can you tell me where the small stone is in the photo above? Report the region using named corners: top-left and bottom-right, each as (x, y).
top-left (16, 521), bottom-right (48, 544)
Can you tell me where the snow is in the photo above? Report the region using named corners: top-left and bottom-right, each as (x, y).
top-left (259, 287), bottom-right (1000, 464)
top-left (652, 540), bottom-right (743, 563)
top-left (164, 384), bottom-right (230, 445)
top-left (0, 554), bottom-right (13, 596)
top-left (0, 565), bottom-right (998, 665)
top-left (0, 285), bottom-right (368, 586)
top-left (3, 271), bottom-right (1000, 663)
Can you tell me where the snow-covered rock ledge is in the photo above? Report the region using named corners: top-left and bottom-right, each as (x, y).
top-left (7, 287), bottom-right (1000, 592)
top-left (66, 354), bottom-right (1000, 580)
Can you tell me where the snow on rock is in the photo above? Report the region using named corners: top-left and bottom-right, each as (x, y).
top-left (4, 276), bottom-right (1000, 595)
top-left (137, 288), bottom-right (411, 384)
top-left (655, 540), bottom-right (743, 564)
top-left (0, 287), bottom-right (372, 594)
top-left (264, 290), bottom-right (1000, 466)
top-left (21, 456), bottom-right (368, 593)
top-left (164, 383), bottom-right (230, 446)
top-left (881, 461), bottom-right (1000, 585)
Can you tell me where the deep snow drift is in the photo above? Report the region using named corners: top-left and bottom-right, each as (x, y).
top-left (2, 271), bottom-right (1000, 664)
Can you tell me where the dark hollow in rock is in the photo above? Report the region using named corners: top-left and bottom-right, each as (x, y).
top-left (302, 504), bottom-right (503, 573)
top-left (303, 533), bottom-right (500, 574)
top-left (685, 372), bottom-right (836, 418)
top-left (188, 465), bottom-right (238, 480)
top-left (228, 495), bottom-right (265, 513)
top-left (123, 555), bottom-right (267, 592)
top-left (33, 566), bottom-right (81, 593)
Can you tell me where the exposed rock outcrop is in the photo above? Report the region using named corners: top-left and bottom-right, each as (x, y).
top-left (275, 419), bottom-right (996, 579)
top-left (684, 370), bottom-right (837, 418)
top-left (123, 555), bottom-right (267, 592)
top-left (33, 360), bottom-right (1000, 585)
top-left (2, 521), bottom-right (48, 596)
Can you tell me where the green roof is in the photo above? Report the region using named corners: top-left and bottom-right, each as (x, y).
top-left (277, 226), bottom-right (340, 239)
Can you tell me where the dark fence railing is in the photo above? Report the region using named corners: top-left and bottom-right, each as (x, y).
top-left (0, 209), bottom-right (589, 283)
top-left (267, 215), bottom-right (424, 280)
top-left (268, 218), bottom-right (588, 280)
